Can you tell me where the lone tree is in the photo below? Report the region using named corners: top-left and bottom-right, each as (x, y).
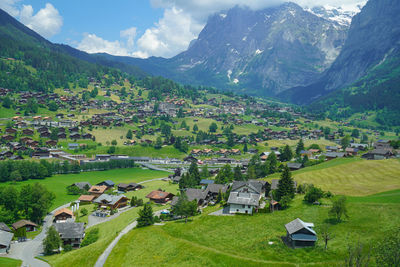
top-left (172, 193), bottom-right (198, 223)
top-left (43, 226), bottom-right (61, 255)
top-left (276, 165), bottom-right (295, 201)
top-left (295, 139), bottom-right (305, 157)
top-left (137, 204), bottom-right (154, 227)
top-left (320, 224), bottom-right (334, 250)
top-left (329, 196), bottom-right (349, 222)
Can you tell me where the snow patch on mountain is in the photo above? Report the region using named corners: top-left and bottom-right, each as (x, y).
top-left (305, 2), bottom-right (366, 26)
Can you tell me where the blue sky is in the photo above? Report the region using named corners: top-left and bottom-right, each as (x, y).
top-left (0, 0), bottom-right (366, 58)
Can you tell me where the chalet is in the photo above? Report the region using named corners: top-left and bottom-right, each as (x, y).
top-left (12, 220), bottom-right (38, 232)
top-left (0, 229), bottom-right (13, 253)
top-left (32, 147), bottom-right (50, 158)
top-left (287, 162), bottom-right (303, 171)
top-left (217, 158), bottom-right (234, 164)
top-left (88, 185), bottom-right (107, 197)
top-left (350, 143), bottom-right (368, 150)
top-left (1, 135), bottom-right (14, 141)
top-left (326, 146), bottom-right (339, 152)
top-left (58, 132), bottom-right (67, 139)
top-left (54, 208), bottom-right (74, 223)
top-left (345, 147), bottom-right (358, 156)
top-left (285, 218), bottom-right (317, 248)
top-left (227, 181), bottom-right (264, 215)
top-left (26, 140), bottom-right (39, 147)
top-left (0, 150), bottom-right (13, 158)
top-left (205, 183), bottom-right (229, 201)
top-left (78, 195), bottom-right (96, 203)
top-left (172, 188), bottom-right (208, 207)
top-left (82, 133), bottom-right (92, 139)
top-left (54, 222), bottom-right (85, 248)
top-left (71, 182), bottom-right (91, 191)
top-left (146, 190), bottom-right (174, 204)
top-left (96, 180), bottom-right (115, 189)
top-left (39, 131), bottom-right (50, 138)
top-left (374, 140), bottom-right (391, 149)
top-left (46, 140), bottom-right (58, 147)
top-left (324, 152), bottom-right (345, 160)
top-left (5, 128), bottom-right (17, 134)
top-left (94, 194), bottom-right (129, 209)
top-left (70, 133), bottom-right (81, 140)
top-left (362, 149), bottom-right (394, 160)
top-left (22, 129), bottom-right (34, 135)
top-left (117, 183), bottom-right (143, 192)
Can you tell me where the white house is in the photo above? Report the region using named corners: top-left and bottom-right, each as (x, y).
top-left (227, 181), bottom-right (264, 214)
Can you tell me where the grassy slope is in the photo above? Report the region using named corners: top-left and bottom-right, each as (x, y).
top-left (45, 180), bottom-right (178, 267)
top-left (267, 158), bottom-right (400, 196)
top-left (1, 168), bottom-right (169, 209)
top-left (105, 192), bottom-right (400, 267)
top-left (0, 257), bottom-right (22, 267)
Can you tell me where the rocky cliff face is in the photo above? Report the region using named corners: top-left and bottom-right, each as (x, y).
top-left (167, 2), bottom-right (348, 96)
top-left (282, 0), bottom-right (400, 104)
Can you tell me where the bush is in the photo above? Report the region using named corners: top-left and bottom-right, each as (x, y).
top-left (63, 244), bottom-right (72, 252)
top-left (154, 216), bottom-right (161, 223)
top-left (304, 185), bottom-right (325, 204)
top-left (81, 228), bottom-right (99, 247)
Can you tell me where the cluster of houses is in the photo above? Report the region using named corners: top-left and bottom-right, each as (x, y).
top-left (190, 148), bottom-right (241, 157)
top-left (0, 220), bottom-right (39, 253)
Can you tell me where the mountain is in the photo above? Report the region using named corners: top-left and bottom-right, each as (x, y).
top-left (306, 3), bottom-right (365, 27)
top-left (282, 0), bottom-right (400, 105)
top-left (0, 7), bottom-right (147, 92)
top-left (100, 2), bottom-right (349, 96)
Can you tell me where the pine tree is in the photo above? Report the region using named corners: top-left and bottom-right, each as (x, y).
top-left (243, 142), bottom-right (248, 153)
top-left (234, 165), bottom-right (244, 181)
top-left (281, 145), bottom-right (293, 162)
top-left (295, 139), bottom-right (305, 157)
top-left (126, 129), bottom-right (133, 139)
top-left (276, 165), bottom-right (295, 201)
top-left (137, 204), bottom-right (154, 227)
top-left (43, 226), bottom-right (61, 255)
top-left (189, 161), bottom-right (201, 185)
top-left (267, 151), bottom-right (277, 174)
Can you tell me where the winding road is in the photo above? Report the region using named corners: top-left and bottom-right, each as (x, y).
top-left (5, 177), bottom-right (168, 267)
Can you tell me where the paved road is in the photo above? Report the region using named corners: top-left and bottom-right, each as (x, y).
top-left (7, 203), bottom-right (71, 267)
top-left (94, 210), bottom-right (162, 267)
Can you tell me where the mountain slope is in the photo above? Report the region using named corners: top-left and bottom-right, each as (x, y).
top-left (0, 7), bottom-right (147, 92)
top-left (282, 0), bottom-right (400, 105)
top-left (98, 3), bottom-right (349, 96)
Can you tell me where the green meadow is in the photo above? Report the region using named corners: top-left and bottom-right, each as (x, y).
top-left (0, 257), bottom-right (22, 267)
top-left (1, 168), bottom-right (169, 209)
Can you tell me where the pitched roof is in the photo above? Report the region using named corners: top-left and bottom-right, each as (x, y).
top-left (72, 182), bottom-right (91, 190)
top-left (0, 229), bottom-right (13, 247)
top-left (205, 183), bottom-right (228, 194)
top-left (54, 208), bottom-right (74, 217)
top-left (185, 188), bottom-right (207, 202)
top-left (285, 218), bottom-right (316, 235)
top-left (54, 222), bottom-right (85, 239)
top-left (287, 163), bottom-right (302, 169)
top-left (146, 190), bottom-right (173, 200)
top-left (231, 180), bottom-right (262, 194)
top-left (0, 222), bottom-right (12, 233)
top-left (88, 185), bottom-right (107, 194)
top-left (227, 191), bottom-right (260, 206)
top-left (93, 194), bottom-right (128, 206)
top-left (12, 219), bottom-right (38, 230)
top-left (78, 195), bottom-right (96, 202)
top-left (200, 179), bottom-right (214, 185)
top-left (97, 180), bottom-right (115, 186)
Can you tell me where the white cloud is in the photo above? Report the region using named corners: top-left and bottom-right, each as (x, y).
top-left (76, 0), bottom-right (365, 58)
top-left (77, 33), bottom-right (130, 56)
top-left (120, 27), bottom-right (137, 49)
top-left (135, 7), bottom-right (198, 58)
top-left (19, 3), bottom-right (63, 38)
top-left (0, 0), bottom-right (21, 17)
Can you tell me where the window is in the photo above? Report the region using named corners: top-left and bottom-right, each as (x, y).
top-left (248, 205), bottom-right (251, 208)
top-left (242, 205), bottom-right (245, 208)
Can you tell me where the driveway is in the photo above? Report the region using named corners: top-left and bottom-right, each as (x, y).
top-left (7, 203), bottom-right (71, 267)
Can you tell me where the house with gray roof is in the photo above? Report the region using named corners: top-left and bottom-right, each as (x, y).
top-left (94, 194), bottom-right (129, 209)
top-left (71, 182), bottom-right (91, 191)
top-left (227, 181), bottom-right (264, 215)
top-left (0, 229), bottom-right (13, 253)
top-left (285, 218), bottom-right (317, 248)
top-left (54, 222), bottom-right (85, 248)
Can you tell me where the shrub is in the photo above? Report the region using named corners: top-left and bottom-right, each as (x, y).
top-left (304, 185), bottom-right (324, 204)
top-left (81, 228), bottom-right (99, 247)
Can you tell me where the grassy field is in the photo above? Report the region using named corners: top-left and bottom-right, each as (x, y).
top-left (104, 192), bottom-right (400, 267)
top-left (271, 159), bottom-right (400, 196)
top-left (1, 168), bottom-right (169, 209)
top-left (0, 257), bottom-right (22, 267)
top-left (45, 180), bottom-right (178, 267)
